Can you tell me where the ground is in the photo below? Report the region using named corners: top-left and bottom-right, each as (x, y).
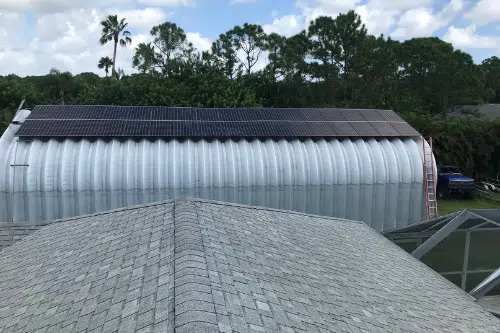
top-left (438, 198), bottom-right (500, 216)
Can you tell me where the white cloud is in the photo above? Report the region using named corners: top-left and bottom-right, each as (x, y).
top-left (137, 0), bottom-right (193, 6)
top-left (391, 0), bottom-right (463, 38)
top-left (186, 32), bottom-right (212, 51)
top-left (315, 0), bottom-right (361, 11)
top-left (296, 0), bottom-right (362, 25)
top-left (0, 13), bottom-right (25, 50)
top-left (0, 8), bottom-right (154, 76)
top-left (263, 15), bottom-right (302, 36)
top-left (443, 25), bottom-right (500, 50)
top-left (34, 9), bottom-right (101, 46)
top-left (0, 4), bottom-right (209, 77)
top-left (115, 7), bottom-right (169, 30)
top-left (0, 49), bottom-right (38, 78)
top-left (292, 0), bottom-right (463, 39)
top-left (365, 0), bottom-right (431, 10)
top-left (391, 7), bottom-right (437, 38)
top-left (0, 0), bottom-right (128, 12)
top-left (295, 0), bottom-right (403, 37)
top-left (465, 0), bottom-right (500, 25)
top-left (355, 5), bottom-right (396, 36)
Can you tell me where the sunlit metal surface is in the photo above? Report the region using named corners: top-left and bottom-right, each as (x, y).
top-left (0, 110), bottom-right (431, 230)
top-left (471, 268), bottom-right (500, 299)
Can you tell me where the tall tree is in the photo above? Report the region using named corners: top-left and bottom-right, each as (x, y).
top-left (282, 32), bottom-right (310, 83)
top-left (308, 16), bottom-right (340, 82)
top-left (97, 56), bottom-right (114, 77)
top-left (399, 38), bottom-right (485, 113)
top-left (308, 11), bottom-right (367, 103)
top-left (351, 35), bottom-right (399, 107)
top-left (211, 33), bottom-right (239, 79)
top-left (132, 43), bottom-right (158, 74)
top-left (334, 11), bottom-right (367, 103)
top-left (230, 23), bottom-right (266, 74)
top-left (260, 32), bottom-right (311, 107)
top-left (99, 15), bottom-right (132, 77)
top-left (133, 22), bottom-right (193, 77)
top-left (265, 33), bottom-right (287, 82)
top-left (210, 24), bottom-right (266, 78)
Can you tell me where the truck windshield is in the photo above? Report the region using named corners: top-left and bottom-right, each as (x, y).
top-left (440, 167), bottom-right (462, 174)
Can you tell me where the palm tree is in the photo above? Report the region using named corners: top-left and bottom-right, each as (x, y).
top-left (97, 56), bottom-right (113, 77)
top-left (99, 15), bottom-right (132, 76)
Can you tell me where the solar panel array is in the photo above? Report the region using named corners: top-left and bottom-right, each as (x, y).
top-left (16, 105), bottom-right (421, 138)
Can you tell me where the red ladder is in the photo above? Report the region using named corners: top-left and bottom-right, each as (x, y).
top-left (423, 137), bottom-right (438, 219)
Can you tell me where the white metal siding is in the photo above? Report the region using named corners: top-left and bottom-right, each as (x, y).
top-left (0, 133), bottom-right (429, 230)
top-left (1, 138), bottom-right (427, 189)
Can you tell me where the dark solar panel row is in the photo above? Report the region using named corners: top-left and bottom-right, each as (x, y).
top-left (16, 120), bottom-right (420, 137)
top-left (17, 105), bottom-right (420, 138)
top-left (26, 105), bottom-right (404, 122)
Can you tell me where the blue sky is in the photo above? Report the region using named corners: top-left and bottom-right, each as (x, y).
top-left (0, 0), bottom-right (498, 76)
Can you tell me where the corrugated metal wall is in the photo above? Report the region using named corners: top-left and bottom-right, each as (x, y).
top-left (0, 127), bottom-right (429, 230)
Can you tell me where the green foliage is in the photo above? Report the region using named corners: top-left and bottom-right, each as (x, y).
top-left (480, 56), bottom-right (500, 102)
top-left (0, 120), bottom-right (7, 134)
top-left (1, 14), bottom-right (500, 177)
top-left (211, 33), bottom-right (238, 79)
top-left (98, 57), bottom-right (113, 77)
top-left (133, 22), bottom-right (193, 77)
top-left (229, 23), bottom-right (266, 74)
top-left (403, 113), bottom-right (500, 178)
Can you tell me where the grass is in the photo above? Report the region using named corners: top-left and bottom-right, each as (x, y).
top-left (438, 197), bottom-right (500, 216)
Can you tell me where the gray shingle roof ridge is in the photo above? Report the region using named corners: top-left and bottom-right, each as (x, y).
top-left (174, 197), bottom-right (365, 224)
top-left (172, 199), bottom-right (219, 332)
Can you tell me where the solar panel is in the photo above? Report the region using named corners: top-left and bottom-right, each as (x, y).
top-left (350, 122), bottom-right (381, 137)
top-left (379, 110), bottom-right (404, 122)
top-left (340, 109), bottom-right (366, 121)
top-left (330, 122), bottom-right (356, 136)
top-left (360, 109), bottom-right (383, 121)
top-left (321, 109), bottom-right (345, 121)
top-left (390, 122), bottom-right (421, 136)
top-left (301, 109), bottom-right (325, 121)
top-left (371, 122), bottom-right (400, 137)
top-left (17, 105), bottom-right (421, 139)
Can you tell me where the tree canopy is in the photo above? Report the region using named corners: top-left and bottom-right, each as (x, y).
top-left (2, 10), bottom-right (500, 178)
top-left (98, 57), bottom-right (113, 77)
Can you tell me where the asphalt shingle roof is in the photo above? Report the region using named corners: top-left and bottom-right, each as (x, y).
top-left (0, 198), bottom-right (498, 332)
top-left (0, 223), bottom-right (45, 251)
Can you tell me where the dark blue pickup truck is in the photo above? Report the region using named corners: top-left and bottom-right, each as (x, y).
top-left (436, 165), bottom-right (475, 199)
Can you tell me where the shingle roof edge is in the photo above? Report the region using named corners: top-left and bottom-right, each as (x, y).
top-left (1, 197), bottom-right (365, 228)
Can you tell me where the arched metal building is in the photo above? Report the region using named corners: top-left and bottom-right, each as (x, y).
top-left (0, 106), bottom-right (431, 231)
